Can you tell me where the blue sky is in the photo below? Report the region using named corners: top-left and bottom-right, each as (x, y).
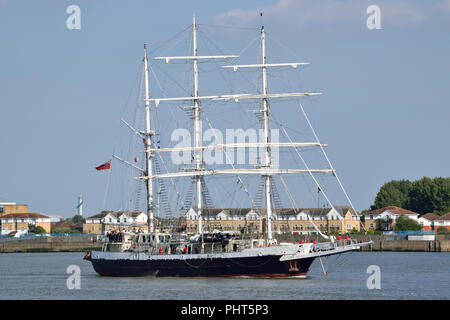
top-left (0, 0), bottom-right (449, 218)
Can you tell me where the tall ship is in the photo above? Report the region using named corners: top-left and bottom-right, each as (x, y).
top-left (84, 16), bottom-right (372, 277)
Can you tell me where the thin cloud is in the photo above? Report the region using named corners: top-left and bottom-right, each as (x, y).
top-left (212, 0), bottom-right (428, 30)
top-left (439, 0), bottom-right (450, 11)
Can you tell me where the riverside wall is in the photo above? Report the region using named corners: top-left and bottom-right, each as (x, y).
top-left (275, 234), bottom-right (450, 252)
top-left (0, 236), bottom-right (102, 253)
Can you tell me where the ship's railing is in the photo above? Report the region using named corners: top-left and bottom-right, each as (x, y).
top-left (312, 239), bottom-right (356, 251)
top-left (313, 242), bottom-right (336, 251)
top-left (102, 242), bottom-right (129, 252)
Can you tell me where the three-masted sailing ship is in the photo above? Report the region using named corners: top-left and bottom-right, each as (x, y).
top-left (84, 16), bottom-right (372, 277)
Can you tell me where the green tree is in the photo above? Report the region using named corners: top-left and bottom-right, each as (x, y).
top-left (34, 226), bottom-right (46, 234)
top-left (371, 180), bottom-right (412, 210)
top-left (71, 215), bottom-right (85, 224)
top-left (436, 227), bottom-right (450, 235)
top-left (394, 215), bottom-right (421, 231)
top-left (370, 177), bottom-right (450, 215)
top-left (52, 227), bottom-right (79, 234)
top-left (407, 177), bottom-right (450, 215)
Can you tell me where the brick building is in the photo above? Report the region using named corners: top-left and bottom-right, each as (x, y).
top-left (0, 202), bottom-right (51, 235)
top-left (363, 206), bottom-right (420, 231)
top-left (420, 212), bottom-right (450, 233)
top-left (185, 206), bottom-right (361, 235)
top-left (83, 211), bottom-right (148, 234)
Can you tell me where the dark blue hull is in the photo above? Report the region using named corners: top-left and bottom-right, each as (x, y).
top-left (87, 254), bottom-right (315, 278)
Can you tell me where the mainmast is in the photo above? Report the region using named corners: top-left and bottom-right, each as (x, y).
top-left (192, 16), bottom-right (203, 234)
top-left (143, 44), bottom-right (155, 233)
top-left (260, 26), bottom-right (273, 241)
top-left (151, 16), bottom-right (239, 235)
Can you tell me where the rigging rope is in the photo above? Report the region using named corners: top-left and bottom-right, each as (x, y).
top-left (296, 100), bottom-right (368, 234)
top-left (271, 113), bottom-right (347, 230)
top-left (279, 175), bottom-right (329, 240)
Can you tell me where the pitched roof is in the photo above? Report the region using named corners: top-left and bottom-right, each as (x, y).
top-left (201, 208), bottom-right (253, 218)
top-left (0, 212), bottom-right (50, 219)
top-left (189, 206), bottom-right (356, 218)
top-left (420, 213), bottom-right (441, 221)
top-left (120, 211), bottom-right (145, 218)
top-left (86, 211), bottom-right (143, 219)
top-left (364, 206), bottom-right (420, 216)
top-left (435, 213), bottom-right (450, 221)
top-left (298, 208), bottom-right (332, 217)
top-left (334, 205), bottom-right (359, 216)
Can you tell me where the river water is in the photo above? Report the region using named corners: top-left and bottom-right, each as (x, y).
top-left (0, 251), bottom-right (448, 300)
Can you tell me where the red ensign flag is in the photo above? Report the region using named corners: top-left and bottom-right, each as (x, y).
top-left (95, 160), bottom-right (111, 171)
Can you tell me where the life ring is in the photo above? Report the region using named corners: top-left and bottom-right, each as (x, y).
top-left (133, 242), bottom-right (137, 249)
